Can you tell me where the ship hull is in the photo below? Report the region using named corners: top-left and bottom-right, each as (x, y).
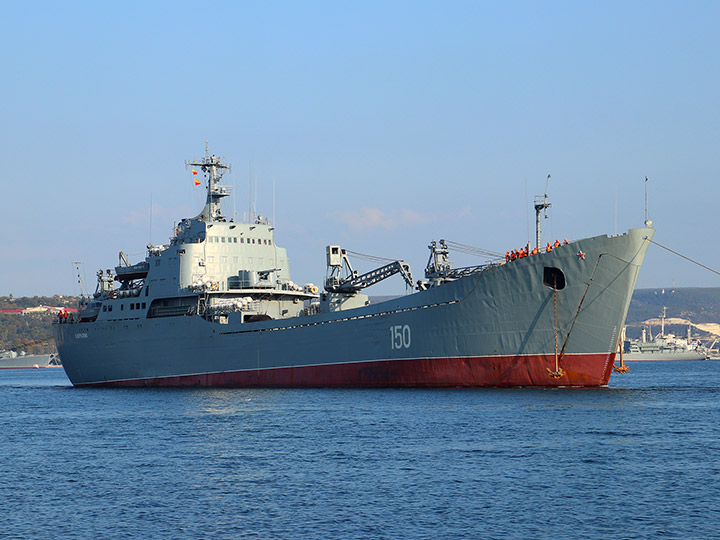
top-left (0, 354), bottom-right (57, 369)
top-left (82, 353), bottom-right (616, 388)
top-left (624, 351), bottom-right (707, 361)
top-left (54, 228), bottom-right (653, 388)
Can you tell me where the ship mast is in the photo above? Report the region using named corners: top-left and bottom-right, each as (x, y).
top-left (185, 142), bottom-right (232, 222)
top-left (534, 174), bottom-right (552, 250)
top-left (661, 306), bottom-right (666, 337)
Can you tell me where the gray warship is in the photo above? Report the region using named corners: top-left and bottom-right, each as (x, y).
top-left (53, 148), bottom-right (654, 387)
top-left (0, 350), bottom-right (60, 369)
top-left (623, 308), bottom-right (708, 361)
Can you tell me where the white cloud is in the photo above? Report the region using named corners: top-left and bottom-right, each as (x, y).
top-left (331, 207), bottom-right (393, 230)
top-left (330, 206), bottom-right (472, 231)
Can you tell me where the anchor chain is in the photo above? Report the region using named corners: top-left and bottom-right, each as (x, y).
top-left (547, 285), bottom-right (565, 379)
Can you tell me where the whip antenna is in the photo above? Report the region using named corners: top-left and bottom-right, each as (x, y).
top-left (644, 176), bottom-right (652, 227)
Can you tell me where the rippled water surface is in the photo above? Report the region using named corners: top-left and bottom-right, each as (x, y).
top-left (1, 363), bottom-right (719, 539)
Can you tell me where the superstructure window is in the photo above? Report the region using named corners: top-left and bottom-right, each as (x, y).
top-left (222, 237), bottom-right (226, 243)
top-left (233, 238), bottom-right (237, 243)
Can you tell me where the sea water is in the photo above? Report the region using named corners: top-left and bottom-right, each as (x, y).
top-left (1, 362), bottom-right (719, 540)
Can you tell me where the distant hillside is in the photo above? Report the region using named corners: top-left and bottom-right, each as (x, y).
top-left (627, 288), bottom-right (720, 323)
top-left (626, 288), bottom-right (720, 341)
top-left (0, 295), bottom-right (79, 354)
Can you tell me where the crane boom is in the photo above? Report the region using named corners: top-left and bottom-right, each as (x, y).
top-left (324, 246), bottom-right (413, 293)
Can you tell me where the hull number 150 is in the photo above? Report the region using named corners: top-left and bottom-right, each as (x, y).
top-left (390, 325), bottom-right (411, 349)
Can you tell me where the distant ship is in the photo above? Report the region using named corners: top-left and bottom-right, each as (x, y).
top-left (0, 350), bottom-right (60, 369)
top-left (623, 308), bottom-right (708, 361)
top-left (53, 147), bottom-right (654, 388)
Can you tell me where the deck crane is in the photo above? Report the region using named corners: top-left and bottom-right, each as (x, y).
top-left (324, 246), bottom-right (414, 293)
top-left (419, 240), bottom-right (500, 288)
top-left (320, 246), bottom-right (413, 312)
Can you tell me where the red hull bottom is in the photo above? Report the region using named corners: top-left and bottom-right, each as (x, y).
top-left (83, 353), bottom-right (618, 388)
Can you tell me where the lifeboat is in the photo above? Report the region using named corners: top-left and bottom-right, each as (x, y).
top-left (114, 261), bottom-right (150, 282)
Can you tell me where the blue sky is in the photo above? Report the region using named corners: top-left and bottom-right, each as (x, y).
top-left (2, 1), bottom-right (719, 297)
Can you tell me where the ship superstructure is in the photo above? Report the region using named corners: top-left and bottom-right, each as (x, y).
top-left (78, 149), bottom-right (318, 328)
top-left (54, 149), bottom-right (655, 388)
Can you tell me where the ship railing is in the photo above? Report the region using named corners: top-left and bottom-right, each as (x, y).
top-left (54, 312), bottom-right (77, 325)
top-left (212, 186), bottom-right (232, 197)
top-left (303, 302), bottom-right (322, 317)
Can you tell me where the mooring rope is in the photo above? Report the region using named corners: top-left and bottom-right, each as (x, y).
top-left (645, 237), bottom-right (720, 277)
